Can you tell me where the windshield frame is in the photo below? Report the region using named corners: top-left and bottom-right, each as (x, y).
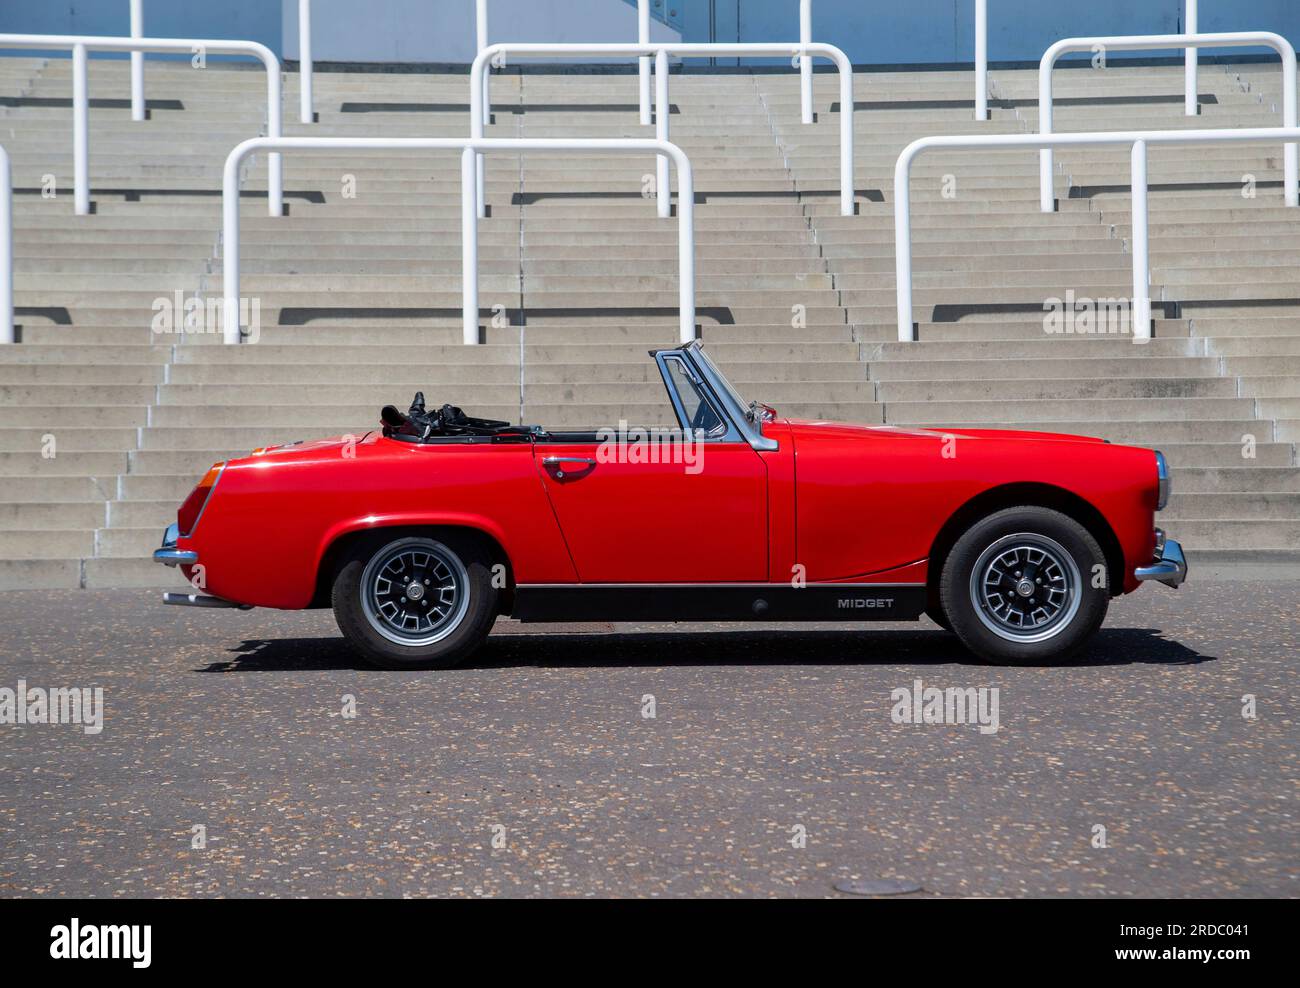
top-left (675, 342), bottom-right (777, 452)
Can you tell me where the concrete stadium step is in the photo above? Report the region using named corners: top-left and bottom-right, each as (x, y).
top-left (1165, 492), bottom-right (1300, 520)
top-left (874, 377), bottom-right (1237, 402)
top-left (881, 397), bottom-right (1259, 424)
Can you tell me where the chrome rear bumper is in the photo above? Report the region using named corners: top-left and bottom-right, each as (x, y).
top-left (1135, 530), bottom-right (1188, 589)
top-left (153, 522), bottom-right (197, 567)
top-left (154, 523), bottom-right (252, 609)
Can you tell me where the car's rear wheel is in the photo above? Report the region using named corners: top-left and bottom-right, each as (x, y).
top-left (332, 533), bottom-right (498, 669)
top-left (940, 506), bottom-right (1109, 665)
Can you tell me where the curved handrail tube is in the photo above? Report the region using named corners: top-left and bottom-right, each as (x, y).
top-left (0, 33), bottom-right (283, 216)
top-left (0, 145), bottom-right (11, 344)
top-left (894, 126), bottom-right (1300, 343)
top-left (1039, 32), bottom-right (1298, 211)
top-left (471, 41), bottom-right (855, 217)
top-left (221, 136), bottom-right (695, 346)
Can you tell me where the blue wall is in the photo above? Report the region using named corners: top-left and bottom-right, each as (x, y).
top-left (0, 0), bottom-right (280, 60)
top-left (4, 1), bottom-right (1300, 66)
top-left (687, 1), bottom-right (1300, 66)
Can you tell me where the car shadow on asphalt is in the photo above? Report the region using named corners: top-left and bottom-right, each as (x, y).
top-left (198, 627), bottom-right (1213, 673)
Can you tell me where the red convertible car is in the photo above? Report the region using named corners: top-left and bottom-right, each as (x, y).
top-left (154, 341), bottom-right (1186, 668)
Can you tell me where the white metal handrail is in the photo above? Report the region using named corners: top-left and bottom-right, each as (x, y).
top-left (0, 144), bottom-right (11, 344)
top-left (894, 126), bottom-right (1300, 343)
top-left (1040, 32), bottom-right (1298, 211)
top-left (471, 2), bottom-right (812, 127)
top-left (221, 136), bottom-right (695, 346)
top-left (0, 33), bottom-right (284, 216)
top-left (471, 41), bottom-right (855, 218)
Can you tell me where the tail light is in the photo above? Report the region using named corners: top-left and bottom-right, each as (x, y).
top-left (177, 462), bottom-right (225, 536)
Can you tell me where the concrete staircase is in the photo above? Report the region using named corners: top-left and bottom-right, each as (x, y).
top-left (0, 56), bottom-right (1295, 589)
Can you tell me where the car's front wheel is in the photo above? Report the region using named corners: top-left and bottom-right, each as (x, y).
top-left (940, 506), bottom-right (1109, 664)
top-left (332, 533), bottom-right (498, 669)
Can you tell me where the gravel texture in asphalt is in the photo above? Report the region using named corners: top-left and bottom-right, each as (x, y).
top-left (0, 582), bottom-right (1295, 897)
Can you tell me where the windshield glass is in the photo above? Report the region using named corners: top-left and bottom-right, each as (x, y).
top-left (693, 346), bottom-right (750, 415)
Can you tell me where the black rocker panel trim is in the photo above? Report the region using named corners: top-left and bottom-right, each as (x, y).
top-left (510, 584), bottom-right (927, 623)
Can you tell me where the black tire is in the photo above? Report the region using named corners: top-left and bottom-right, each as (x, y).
top-left (331, 532), bottom-right (498, 670)
top-left (925, 607), bottom-right (953, 633)
top-left (940, 506), bottom-right (1109, 665)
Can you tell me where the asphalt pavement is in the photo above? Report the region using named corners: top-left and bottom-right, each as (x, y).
top-left (0, 581), bottom-right (1295, 897)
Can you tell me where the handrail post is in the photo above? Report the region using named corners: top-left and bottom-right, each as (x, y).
top-left (461, 147), bottom-right (479, 346)
top-left (1184, 0), bottom-right (1198, 117)
top-left (222, 144), bottom-right (244, 344)
top-left (0, 145), bottom-right (11, 344)
top-left (975, 0), bottom-right (988, 121)
top-left (1131, 139), bottom-right (1151, 342)
top-left (639, 0), bottom-right (652, 125)
top-left (1038, 46), bottom-right (1055, 212)
top-left (471, 49), bottom-right (488, 218)
top-left (265, 55), bottom-right (284, 217)
top-left (800, 0), bottom-right (813, 124)
top-left (130, 0), bottom-right (145, 121)
top-left (72, 43), bottom-right (90, 216)
top-left (655, 49), bottom-right (670, 219)
top-left (835, 47), bottom-right (854, 215)
top-left (674, 144), bottom-right (695, 343)
top-left (1284, 44), bottom-right (1299, 207)
top-left (476, 0), bottom-right (490, 216)
top-left (298, 0), bottom-right (314, 124)
top-left (893, 143), bottom-right (916, 341)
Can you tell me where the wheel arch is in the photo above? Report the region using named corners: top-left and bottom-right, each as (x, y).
top-left (926, 483), bottom-right (1124, 610)
top-left (309, 523), bottom-right (515, 611)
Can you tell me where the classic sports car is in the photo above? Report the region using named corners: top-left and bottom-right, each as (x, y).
top-left (155, 341), bottom-right (1186, 668)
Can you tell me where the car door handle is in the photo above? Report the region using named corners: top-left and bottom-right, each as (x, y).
top-left (542, 456), bottom-right (595, 479)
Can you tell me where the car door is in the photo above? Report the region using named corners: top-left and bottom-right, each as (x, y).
top-left (534, 352), bottom-right (768, 583)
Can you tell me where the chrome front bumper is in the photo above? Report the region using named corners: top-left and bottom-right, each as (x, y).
top-left (1135, 530), bottom-right (1188, 589)
top-left (153, 522), bottom-right (197, 567)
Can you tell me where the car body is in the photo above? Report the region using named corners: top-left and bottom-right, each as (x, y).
top-left (155, 341), bottom-right (1186, 667)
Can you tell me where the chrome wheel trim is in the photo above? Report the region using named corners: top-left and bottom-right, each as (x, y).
top-left (968, 532), bottom-right (1082, 644)
top-left (360, 540), bottom-right (471, 648)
